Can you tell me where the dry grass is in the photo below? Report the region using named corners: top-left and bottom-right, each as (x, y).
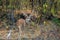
top-left (0, 21), bottom-right (60, 40)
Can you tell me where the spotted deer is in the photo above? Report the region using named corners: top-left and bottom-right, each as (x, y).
top-left (16, 18), bottom-right (41, 38)
top-left (15, 10), bottom-right (38, 39)
top-left (16, 18), bottom-right (26, 40)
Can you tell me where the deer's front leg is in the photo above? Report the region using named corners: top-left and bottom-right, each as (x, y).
top-left (18, 25), bottom-right (22, 40)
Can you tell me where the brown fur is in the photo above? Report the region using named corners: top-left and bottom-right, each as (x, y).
top-left (16, 19), bottom-right (26, 26)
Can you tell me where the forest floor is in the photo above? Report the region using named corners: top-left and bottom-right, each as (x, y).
top-left (0, 20), bottom-right (60, 40)
top-left (0, 9), bottom-right (60, 40)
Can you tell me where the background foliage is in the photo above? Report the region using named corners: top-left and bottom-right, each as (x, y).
top-left (0, 0), bottom-right (60, 26)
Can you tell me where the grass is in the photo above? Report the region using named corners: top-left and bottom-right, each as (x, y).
top-left (52, 18), bottom-right (60, 26)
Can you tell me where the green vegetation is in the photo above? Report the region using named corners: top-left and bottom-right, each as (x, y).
top-left (0, 0), bottom-right (60, 26)
top-left (52, 18), bottom-right (60, 26)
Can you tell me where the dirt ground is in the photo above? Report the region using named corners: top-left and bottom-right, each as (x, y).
top-left (0, 21), bottom-right (60, 40)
